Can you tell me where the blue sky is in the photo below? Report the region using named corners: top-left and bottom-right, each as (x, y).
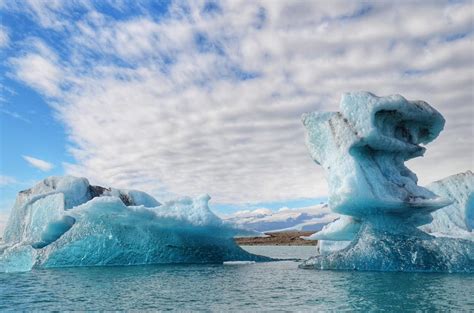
top-left (0, 1), bottom-right (473, 232)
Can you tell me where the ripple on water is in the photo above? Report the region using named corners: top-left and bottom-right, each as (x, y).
top-left (0, 246), bottom-right (473, 311)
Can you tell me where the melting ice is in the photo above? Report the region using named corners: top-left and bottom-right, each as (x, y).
top-left (0, 176), bottom-right (268, 272)
top-left (300, 92), bottom-right (473, 272)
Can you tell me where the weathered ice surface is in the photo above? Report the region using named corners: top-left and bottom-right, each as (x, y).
top-left (300, 92), bottom-right (473, 272)
top-left (421, 171), bottom-right (474, 240)
top-left (303, 171), bottom-right (474, 254)
top-left (0, 176), bottom-right (268, 272)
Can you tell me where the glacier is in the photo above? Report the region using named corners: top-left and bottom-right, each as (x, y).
top-left (223, 204), bottom-right (337, 233)
top-left (299, 92), bottom-right (473, 272)
top-left (0, 176), bottom-right (269, 272)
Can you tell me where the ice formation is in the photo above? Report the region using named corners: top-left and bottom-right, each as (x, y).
top-left (0, 176), bottom-right (268, 272)
top-left (421, 171), bottom-right (474, 240)
top-left (299, 92), bottom-right (473, 272)
top-left (303, 171), bottom-right (474, 254)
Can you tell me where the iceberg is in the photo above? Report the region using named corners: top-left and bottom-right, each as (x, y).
top-left (421, 171), bottom-right (474, 240)
top-left (0, 176), bottom-right (268, 272)
top-left (299, 92), bottom-right (473, 272)
top-left (304, 171), bottom-right (474, 255)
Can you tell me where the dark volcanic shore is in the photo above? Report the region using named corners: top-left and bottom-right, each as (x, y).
top-left (235, 231), bottom-right (317, 246)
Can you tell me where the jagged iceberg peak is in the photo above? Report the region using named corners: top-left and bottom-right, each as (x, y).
top-left (300, 92), bottom-right (473, 272)
top-left (302, 91), bottom-right (449, 219)
top-left (0, 176), bottom-right (267, 272)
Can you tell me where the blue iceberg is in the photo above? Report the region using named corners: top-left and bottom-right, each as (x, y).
top-left (300, 92), bottom-right (473, 272)
top-left (0, 176), bottom-right (268, 272)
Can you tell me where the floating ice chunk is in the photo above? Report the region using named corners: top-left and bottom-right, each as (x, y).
top-left (0, 176), bottom-right (268, 272)
top-left (34, 196), bottom-right (264, 269)
top-left (223, 261), bottom-right (256, 265)
top-left (300, 92), bottom-right (473, 272)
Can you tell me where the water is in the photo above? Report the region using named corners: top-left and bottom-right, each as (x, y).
top-left (1, 246), bottom-right (473, 311)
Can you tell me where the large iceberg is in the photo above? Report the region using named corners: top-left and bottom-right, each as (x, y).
top-left (0, 176), bottom-right (268, 272)
top-left (299, 92), bottom-right (473, 272)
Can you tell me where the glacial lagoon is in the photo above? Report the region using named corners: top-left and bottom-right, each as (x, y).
top-left (1, 246), bottom-right (472, 311)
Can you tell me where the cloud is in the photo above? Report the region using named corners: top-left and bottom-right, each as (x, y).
top-left (9, 39), bottom-right (64, 97)
top-left (0, 108), bottom-right (31, 123)
top-left (0, 175), bottom-right (17, 186)
top-left (4, 0), bottom-right (69, 30)
top-left (22, 155), bottom-right (54, 171)
top-left (0, 26), bottom-right (9, 48)
top-left (5, 1), bottom-right (474, 203)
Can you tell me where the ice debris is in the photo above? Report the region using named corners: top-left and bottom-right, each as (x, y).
top-left (300, 92), bottom-right (473, 272)
top-left (0, 176), bottom-right (268, 272)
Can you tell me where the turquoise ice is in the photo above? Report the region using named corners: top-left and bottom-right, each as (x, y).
top-left (300, 92), bottom-right (473, 272)
top-left (0, 176), bottom-right (267, 272)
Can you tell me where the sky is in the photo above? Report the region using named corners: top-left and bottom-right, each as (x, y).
top-left (0, 0), bottom-right (473, 233)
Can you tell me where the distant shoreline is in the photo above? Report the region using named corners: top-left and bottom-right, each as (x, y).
top-left (235, 231), bottom-right (317, 246)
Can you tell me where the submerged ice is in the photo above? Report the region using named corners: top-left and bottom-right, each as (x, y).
top-left (0, 176), bottom-right (267, 272)
top-left (300, 92), bottom-right (473, 272)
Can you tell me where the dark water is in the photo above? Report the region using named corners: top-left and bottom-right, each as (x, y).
top-left (1, 246), bottom-right (473, 311)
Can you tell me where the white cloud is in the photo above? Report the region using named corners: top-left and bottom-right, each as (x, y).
top-left (12, 0), bottom-right (68, 30)
top-left (0, 26), bottom-right (9, 48)
top-left (10, 39), bottom-right (64, 97)
top-left (0, 108), bottom-right (31, 123)
top-left (22, 155), bottom-right (54, 172)
top-left (0, 175), bottom-right (17, 186)
top-left (6, 1), bottom-right (474, 203)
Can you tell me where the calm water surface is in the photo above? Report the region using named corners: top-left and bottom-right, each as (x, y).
top-left (1, 245), bottom-right (473, 311)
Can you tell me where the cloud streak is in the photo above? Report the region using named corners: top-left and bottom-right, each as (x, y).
top-left (0, 175), bottom-right (17, 186)
top-left (5, 1), bottom-right (474, 203)
top-left (22, 155), bottom-right (54, 172)
top-left (0, 26), bottom-right (9, 48)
